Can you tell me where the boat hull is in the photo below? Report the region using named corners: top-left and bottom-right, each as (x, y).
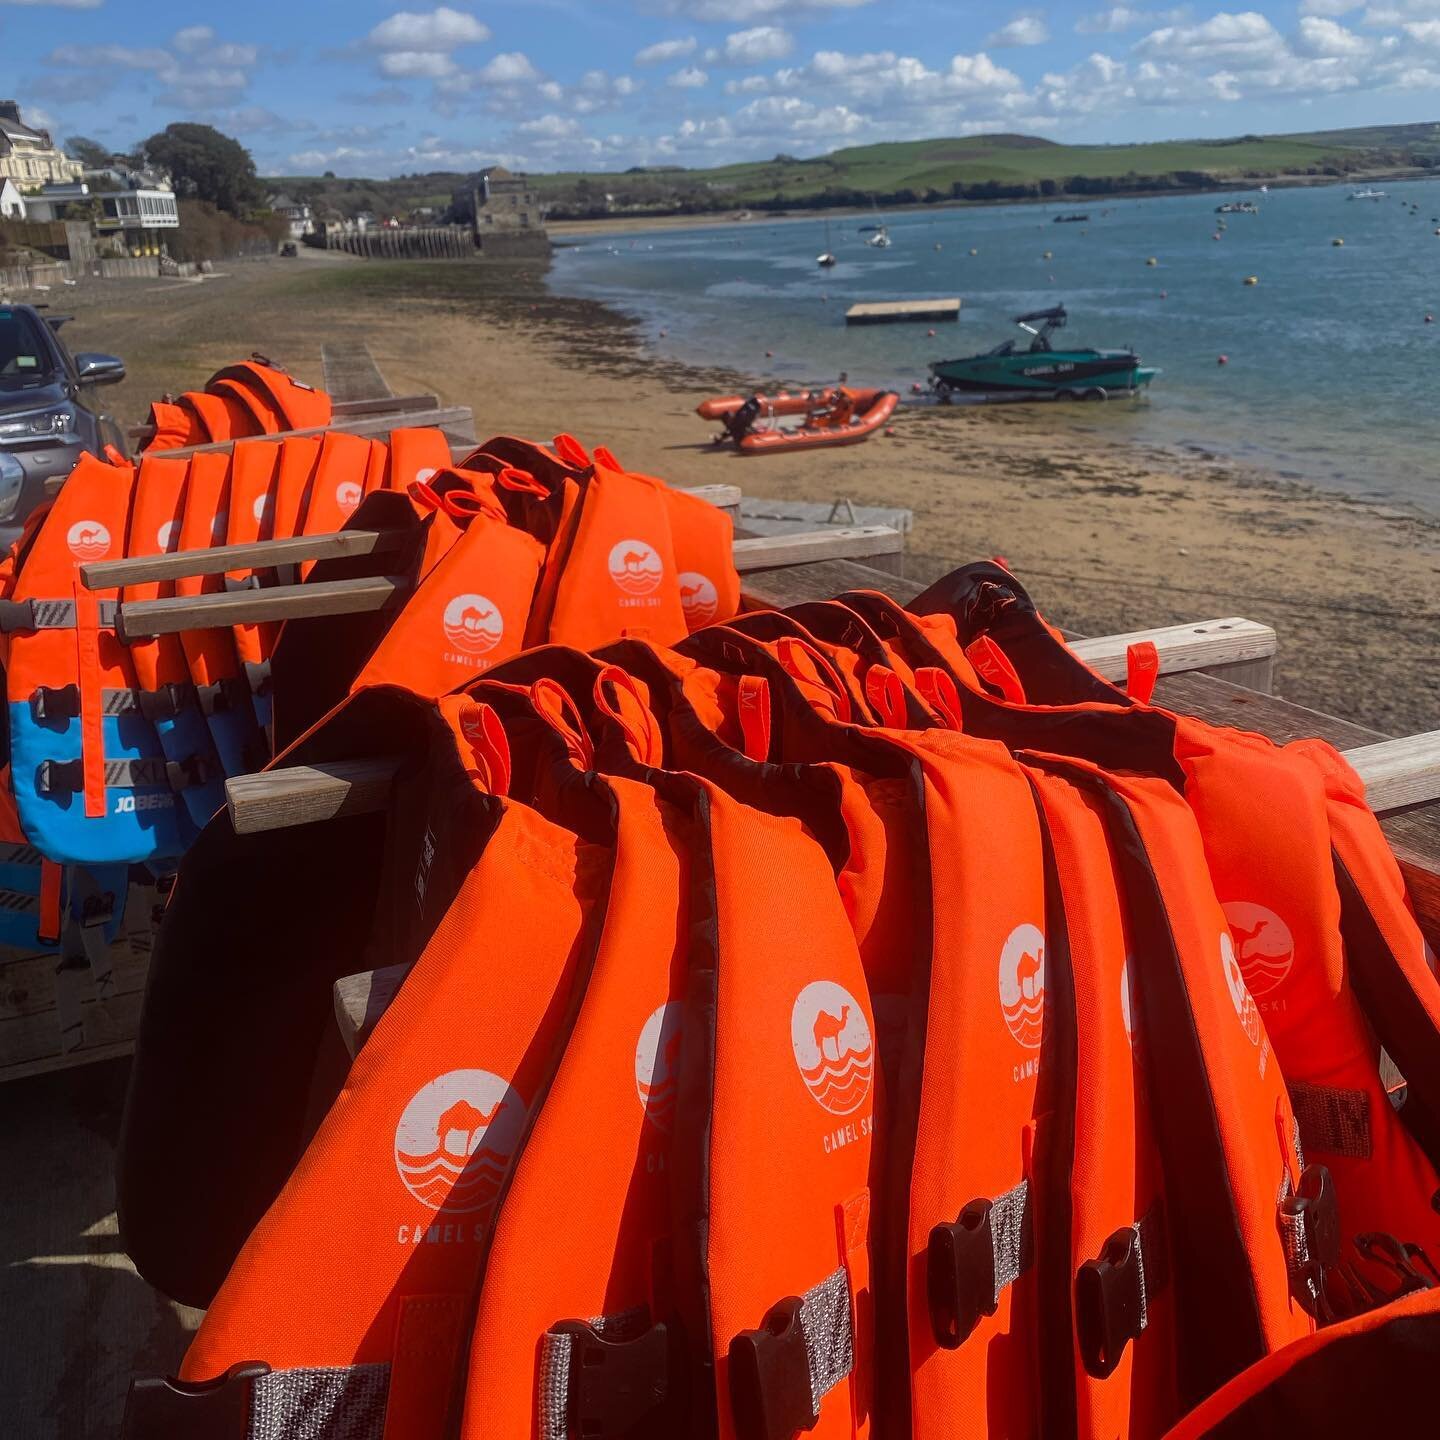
top-left (697, 389), bottom-right (837, 421)
top-left (931, 348), bottom-right (1149, 397)
top-left (738, 388), bottom-right (898, 454)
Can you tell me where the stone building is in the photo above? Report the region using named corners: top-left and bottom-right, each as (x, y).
top-left (0, 102), bottom-right (83, 189)
top-left (450, 165), bottom-right (549, 257)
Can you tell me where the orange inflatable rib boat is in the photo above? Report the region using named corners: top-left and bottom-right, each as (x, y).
top-left (727, 386), bottom-right (898, 455)
top-left (696, 388), bottom-right (837, 421)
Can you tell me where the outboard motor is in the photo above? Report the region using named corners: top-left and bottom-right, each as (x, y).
top-left (723, 395), bottom-right (763, 444)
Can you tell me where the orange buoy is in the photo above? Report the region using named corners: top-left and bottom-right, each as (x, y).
top-left (884, 427), bottom-right (896, 436)
top-left (927, 328), bottom-right (936, 337)
top-left (765, 350), bottom-right (773, 357)
top-left (1218, 354), bottom-right (1229, 365)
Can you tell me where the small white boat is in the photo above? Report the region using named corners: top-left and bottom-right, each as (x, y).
top-left (866, 225), bottom-right (891, 249)
top-left (1349, 187), bottom-right (1387, 201)
top-left (817, 218), bottom-right (837, 268)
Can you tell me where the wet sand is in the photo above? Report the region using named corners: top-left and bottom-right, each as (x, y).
top-left (56, 254), bottom-right (1439, 734)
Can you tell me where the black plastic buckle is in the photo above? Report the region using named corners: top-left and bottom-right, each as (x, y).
top-left (31, 684), bottom-right (80, 722)
top-left (139, 683), bottom-right (193, 723)
top-left (927, 1198), bottom-right (997, 1350)
top-left (550, 1319), bottom-right (672, 1439)
top-left (121, 1361), bottom-right (270, 1439)
top-left (243, 659), bottom-right (273, 699)
top-left (0, 598), bottom-right (35, 633)
top-left (36, 758), bottom-right (83, 796)
top-left (1076, 1226), bottom-right (1146, 1379)
top-left (79, 891), bottom-right (117, 929)
top-left (1355, 1232), bottom-right (1437, 1299)
top-left (165, 754), bottom-right (210, 792)
top-left (222, 574), bottom-right (261, 593)
top-left (197, 678), bottom-right (249, 717)
top-left (729, 1297), bottom-right (817, 1440)
top-left (1282, 1164), bottom-right (1340, 1317)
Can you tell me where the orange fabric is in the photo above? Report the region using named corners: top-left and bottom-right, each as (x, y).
top-left (387, 428), bottom-right (454, 495)
top-left (296, 431), bottom-right (373, 576)
top-left (143, 400), bottom-right (201, 452)
top-left (205, 359), bottom-right (332, 432)
top-left (123, 454), bottom-right (195, 694)
top-left (209, 376), bottom-right (284, 435)
top-left (173, 452), bottom-right (243, 692)
top-left (74, 580), bottom-right (105, 818)
top-left (223, 441), bottom-right (284, 674)
top-left (179, 390), bottom-right (259, 445)
top-left (270, 436), bottom-right (322, 544)
top-left (38, 857), bottom-right (62, 943)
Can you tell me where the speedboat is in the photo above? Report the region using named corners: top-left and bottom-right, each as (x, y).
top-left (1052, 212), bottom-right (1089, 223)
top-left (1215, 201), bottom-right (1258, 214)
top-left (928, 305), bottom-right (1158, 401)
top-left (1349, 188), bottom-right (1386, 201)
top-left (866, 225), bottom-right (892, 248)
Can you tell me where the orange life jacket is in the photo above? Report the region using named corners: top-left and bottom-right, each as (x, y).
top-left (142, 399), bottom-right (202, 452)
top-left (205, 356), bottom-right (333, 433)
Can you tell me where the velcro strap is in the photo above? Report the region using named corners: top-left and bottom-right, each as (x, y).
top-left (926, 1178), bottom-right (1033, 1349)
top-left (37, 757), bottom-right (172, 795)
top-left (730, 1267), bottom-right (854, 1440)
top-left (31, 685), bottom-right (143, 722)
top-left (1289, 1081), bottom-right (1373, 1160)
top-left (0, 598), bottom-right (118, 632)
top-left (538, 1308), bottom-right (673, 1440)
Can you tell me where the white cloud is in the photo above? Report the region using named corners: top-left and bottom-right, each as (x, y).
top-left (635, 36), bottom-right (697, 64)
top-left (1404, 16), bottom-right (1440, 38)
top-left (45, 28), bottom-right (262, 110)
top-left (515, 113), bottom-right (583, 140)
top-left (723, 25), bottom-right (794, 62)
top-left (1135, 11), bottom-right (1284, 68)
top-left (1299, 0), bottom-right (1361, 13)
top-left (668, 65), bottom-right (710, 86)
top-left (379, 50), bottom-right (458, 78)
top-left (172, 26), bottom-right (215, 54)
top-left (1074, 5), bottom-right (1185, 32)
top-left (987, 16), bottom-right (1050, 46)
top-left (366, 7), bottom-right (489, 51)
top-left (1296, 15), bottom-right (1371, 54)
top-left (478, 51), bottom-right (541, 84)
top-left (657, 0), bottom-right (872, 18)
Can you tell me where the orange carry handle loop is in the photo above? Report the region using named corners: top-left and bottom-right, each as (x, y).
top-left (863, 664), bottom-right (908, 729)
top-left (38, 860), bottom-right (63, 945)
top-left (1127, 640), bottom-right (1160, 704)
top-left (964, 634), bottom-right (1027, 705)
top-left (915, 666), bottom-right (965, 732)
top-left (529, 678), bottom-right (594, 770)
top-left (592, 444), bottom-right (622, 470)
top-left (736, 674), bottom-right (772, 761)
top-left (774, 635), bottom-right (852, 724)
top-left (455, 699), bottom-right (511, 797)
top-left (551, 433), bottom-right (592, 470)
top-left (592, 665), bottom-right (664, 766)
top-left (493, 466), bottom-right (550, 498)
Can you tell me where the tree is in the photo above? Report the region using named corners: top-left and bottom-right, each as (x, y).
top-left (65, 136), bottom-right (113, 170)
top-left (141, 123), bottom-right (262, 215)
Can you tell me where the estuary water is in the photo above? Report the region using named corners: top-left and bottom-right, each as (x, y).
top-left (549, 181), bottom-right (1440, 518)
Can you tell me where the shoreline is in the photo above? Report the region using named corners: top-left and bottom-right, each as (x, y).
top-left (54, 255), bottom-right (1439, 734)
top-left (546, 167), bottom-right (1437, 238)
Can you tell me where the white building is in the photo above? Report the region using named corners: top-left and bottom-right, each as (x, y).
top-left (0, 101), bottom-right (83, 189)
top-left (20, 180), bottom-right (90, 222)
top-left (0, 177), bottom-right (24, 219)
top-left (95, 188), bottom-right (179, 236)
top-left (267, 193), bottom-right (314, 240)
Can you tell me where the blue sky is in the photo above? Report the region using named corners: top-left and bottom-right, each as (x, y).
top-left (4, 0), bottom-right (1440, 177)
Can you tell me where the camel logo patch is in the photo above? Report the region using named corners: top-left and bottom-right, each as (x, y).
top-left (1222, 901), bottom-right (1294, 998)
top-left (156, 520), bottom-right (177, 552)
top-left (1220, 932), bottom-right (1262, 1045)
top-left (791, 980), bottom-right (874, 1116)
top-left (678, 571), bottom-right (719, 626)
top-left (394, 1069), bottom-right (525, 1212)
top-left (252, 492), bottom-right (274, 527)
top-left (608, 539), bottom-right (663, 597)
top-left (999, 923), bottom-right (1046, 1050)
top-left (66, 520), bottom-right (110, 561)
top-left (635, 1002), bottom-right (683, 1134)
top-left (442, 594), bottom-right (503, 656)
top-left (336, 480), bottom-right (363, 515)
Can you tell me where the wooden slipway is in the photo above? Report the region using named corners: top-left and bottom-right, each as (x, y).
top-left (845, 297), bottom-right (961, 325)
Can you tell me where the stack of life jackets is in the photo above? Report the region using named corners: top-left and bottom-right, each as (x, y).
top-left (140, 355), bottom-right (333, 451)
top-left (118, 561), bottom-right (1440, 1439)
top-left (0, 430), bottom-right (740, 870)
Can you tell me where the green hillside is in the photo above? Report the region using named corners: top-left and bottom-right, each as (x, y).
top-left (264, 122), bottom-right (1439, 223)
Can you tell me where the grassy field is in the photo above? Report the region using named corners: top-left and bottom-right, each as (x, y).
top-left (264, 121), bottom-right (1440, 222)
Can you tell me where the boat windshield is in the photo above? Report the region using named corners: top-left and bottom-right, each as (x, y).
top-left (984, 340), bottom-right (1017, 357)
top-left (0, 310), bottom-right (58, 391)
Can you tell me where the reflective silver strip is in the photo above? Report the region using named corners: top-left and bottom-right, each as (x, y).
top-left (989, 1178), bottom-right (1033, 1303)
top-left (796, 1265), bottom-right (854, 1417)
top-left (1289, 1080), bottom-right (1373, 1160)
top-left (536, 1307), bottom-right (650, 1440)
top-left (0, 889), bottom-right (38, 913)
top-left (248, 1363), bottom-right (389, 1440)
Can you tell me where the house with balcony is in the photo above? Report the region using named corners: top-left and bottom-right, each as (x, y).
top-left (0, 102), bottom-right (83, 189)
top-left (267, 193), bottom-right (314, 240)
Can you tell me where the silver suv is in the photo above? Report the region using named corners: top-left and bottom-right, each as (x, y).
top-left (0, 302), bottom-right (127, 547)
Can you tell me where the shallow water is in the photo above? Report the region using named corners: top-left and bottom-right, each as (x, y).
top-left (549, 183), bottom-right (1440, 518)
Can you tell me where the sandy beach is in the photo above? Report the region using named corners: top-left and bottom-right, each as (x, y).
top-left (52, 253), bottom-right (1439, 734)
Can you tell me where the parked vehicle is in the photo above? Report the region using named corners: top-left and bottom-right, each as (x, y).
top-left (0, 303), bottom-right (126, 544)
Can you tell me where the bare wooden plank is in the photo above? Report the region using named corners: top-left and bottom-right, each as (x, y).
top-left (733, 526), bottom-right (904, 575)
top-left (334, 963), bottom-right (409, 1056)
top-left (321, 340), bottom-right (393, 404)
top-left (742, 558), bottom-right (923, 609)
top-left (82, 527), bottom-right (408, 588)
top-left (115, 574), bottom-right (406, 639)
top-left (128, 406), bottom-right (476, 460)
top-left (1344, 732), bottom-right (1440, 813)
top-left (845, 298), bottom-right (961, 325)
top-left (1071, 618), bottom-right (1276, 692)
top-left (225, 758), bottom-right (407, 834)
top-left (331, 394), bottom-right (439, 419)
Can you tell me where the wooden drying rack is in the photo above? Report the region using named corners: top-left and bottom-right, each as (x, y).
top-left (3, 345), bottom-right (1436, 1082)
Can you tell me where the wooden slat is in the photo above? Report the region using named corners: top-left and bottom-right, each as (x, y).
top-left (333, 963), bottom-right (409, 1057)
top-left (1070, 618), bottom-right (1276, 692)
top-left (733, 527), bottom-right (904, 575)
top-left (331, 394), bottom-right (438, 419)
top-left (226, 758), bottom-right (407, 834)
top-left (83, 527), bottom-right (408, 588)
top-left (116, 575), bottom-right (405, 639)
top-left (742, 558), bottom-right (924, 609)
top-left (321, 340), bottom-right (393, 404)
top-left (129, 405), bottom-right (476, 460)
top-left (1333, 733), bottom-right (1440, 813)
